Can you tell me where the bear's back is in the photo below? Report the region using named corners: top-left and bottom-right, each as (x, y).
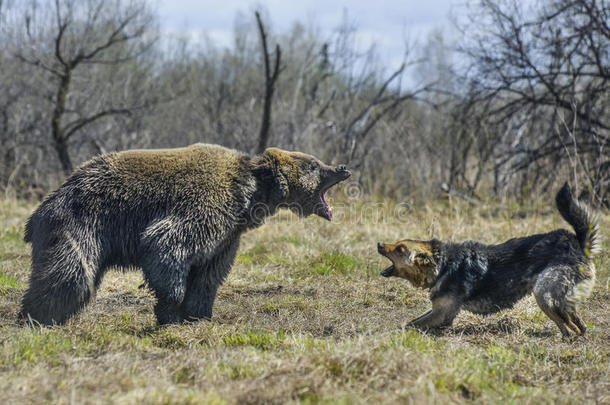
top-left (67, 143), bottom-right (254, 216)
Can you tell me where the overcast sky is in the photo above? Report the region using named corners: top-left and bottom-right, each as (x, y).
top-left (158, 0), bottom-right (462, 71)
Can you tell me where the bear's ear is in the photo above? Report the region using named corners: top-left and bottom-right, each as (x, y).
top-left (251, 150), bottom-right (289, 201)
top-left (263, 147), bottom-right (283, 157)
top-left (262, 148), bottom-right (297, 171)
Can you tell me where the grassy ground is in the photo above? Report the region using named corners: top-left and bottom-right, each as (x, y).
top-left (0, 196), bottom-right (608, 404)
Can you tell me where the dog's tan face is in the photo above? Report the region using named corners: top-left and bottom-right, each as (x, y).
top-left (377, 240), bottom-right (438, 288)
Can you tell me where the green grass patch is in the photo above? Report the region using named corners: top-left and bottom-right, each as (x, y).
top-left (235, 242), bottom-right (291, 267)
top-left (310, 252), bottom-right (360, 276)
top-left (75, 322), bottom-right (154, 352)
top-left (275, 234), bottom-right (310, 247)
top-left (173, 364), bottom-right (198, 384)
top-left (389, 329), bottom-right (444, 352)
top-left (260, 296), bottom-right (321, 317)
top-left (0, 226), bottom-right (24, 244)
top-left (218, 360), bottom-right (265, 379)
top-left (519, 309), bottom-right (548, 324)
top-left (152, 328), bottom-right (189, 349)
top-left (124, 389), bottom-right (228, 405)
top-left (235, 242), bottom-right (271, 265)
top-left (300, 394), bottom-right (356, 405)
top-left (1, 329), bottom-right (80, 367)
top-left (0, 272), bottom-right (25, 293)
top-left (235, 253), bottom-right (256, 265)
top-left (314, 354), bottom-right (379, 382)
top-left (432, 344), bottom-right (547, 401)
top-left (222, 330), bottom-right (285, 351)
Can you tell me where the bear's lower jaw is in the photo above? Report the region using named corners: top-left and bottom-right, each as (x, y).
top-left (315, 170), bottom-right (351, 221)
top-left (318, 189), bottom-right (333, 220)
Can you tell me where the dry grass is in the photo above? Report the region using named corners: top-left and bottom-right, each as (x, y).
top-left (0, 196), bottom-right (608, 404)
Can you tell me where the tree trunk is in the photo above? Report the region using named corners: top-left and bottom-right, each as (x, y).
top-left (255, 12), bottom-right (281, 154)
top-left (51, 71), bottom-right (73, 176)
top-left (53, 137), bottom-right (73, 176)
top-left (257, 84), bottom-right (274, 154)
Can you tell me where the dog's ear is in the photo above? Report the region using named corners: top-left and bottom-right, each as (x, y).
top-left (412, 252), bottom-right (434, 267)
top-left (414, 251), bottom-right (438, 288)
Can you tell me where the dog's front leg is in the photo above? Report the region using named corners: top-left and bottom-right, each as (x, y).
top-left (408, 296), bottom-right (460, 329)
top-left (409, 310), bottom-right (451, 329)
top-left (409, 310), bottom-right (432, 325)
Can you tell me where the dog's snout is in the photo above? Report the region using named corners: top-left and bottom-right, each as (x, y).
top-left (377, 242), bottom-right (384, 253)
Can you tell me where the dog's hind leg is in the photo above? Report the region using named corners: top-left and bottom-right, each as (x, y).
top-left (569, 312), bottom-right (586, 335)
top-left (555, 307), bottom-right (582, 337)
top-left (408, 296), bottom-right (460, 330)
top-left (533, 265), bottom-right (578, 338)
top-left (538, 305), bottom-right (571, 338)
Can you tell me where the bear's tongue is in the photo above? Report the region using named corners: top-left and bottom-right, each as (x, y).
top-left (321, 189), bottom-right (332, 220)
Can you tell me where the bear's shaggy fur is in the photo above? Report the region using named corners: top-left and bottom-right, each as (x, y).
top-left (20, 144), bottom-right (350, 325)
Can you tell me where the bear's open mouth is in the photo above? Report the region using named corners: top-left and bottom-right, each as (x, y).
top-left (320, 187), bottom-right (333, 220)
top-left (318, 178), bottom-right (347, 221)
top-left (316, 166), bottom-right (350, 221)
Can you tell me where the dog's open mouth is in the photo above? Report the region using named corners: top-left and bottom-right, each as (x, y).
top-left (380, 264), bottom-right (395, 277)
top-left (377, 243), bottom-right (395, 277)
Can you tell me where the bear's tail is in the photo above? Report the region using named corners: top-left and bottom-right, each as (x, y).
top-left (555, 182), bottom-right (600, 258)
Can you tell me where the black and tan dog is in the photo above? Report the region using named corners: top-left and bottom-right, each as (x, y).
top-left (378, 183), bottom-right (599, 337)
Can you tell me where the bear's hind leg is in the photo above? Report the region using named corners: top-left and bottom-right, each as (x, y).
top-left (21, 232), bottom-right (100, 325)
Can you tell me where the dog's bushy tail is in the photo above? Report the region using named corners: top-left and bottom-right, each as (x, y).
top-left (556, 182), bottom-right (600, 258)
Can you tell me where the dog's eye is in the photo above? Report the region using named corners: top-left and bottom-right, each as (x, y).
top-left (396, 246), bottom-right (406, 254)
top-left (310, 162), bottom-right (319, 171)
top-left (416, 253), bottom-right (429, 263)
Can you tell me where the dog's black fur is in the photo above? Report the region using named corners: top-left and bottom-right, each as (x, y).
top-left (378, 183), bottom-right (599, 337)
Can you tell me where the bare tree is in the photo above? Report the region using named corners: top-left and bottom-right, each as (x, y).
top-left (6, 0), bottom-right (157, 175)
top-left (342, 62), bottom-right (432, 163)
top-left (254, 10), bottom-right (282, 154)
top-left (459, 0), bottom-right (610, 204)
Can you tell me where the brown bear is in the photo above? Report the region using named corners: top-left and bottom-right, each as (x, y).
top-left (20, 144), bottom-right (350, 325)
